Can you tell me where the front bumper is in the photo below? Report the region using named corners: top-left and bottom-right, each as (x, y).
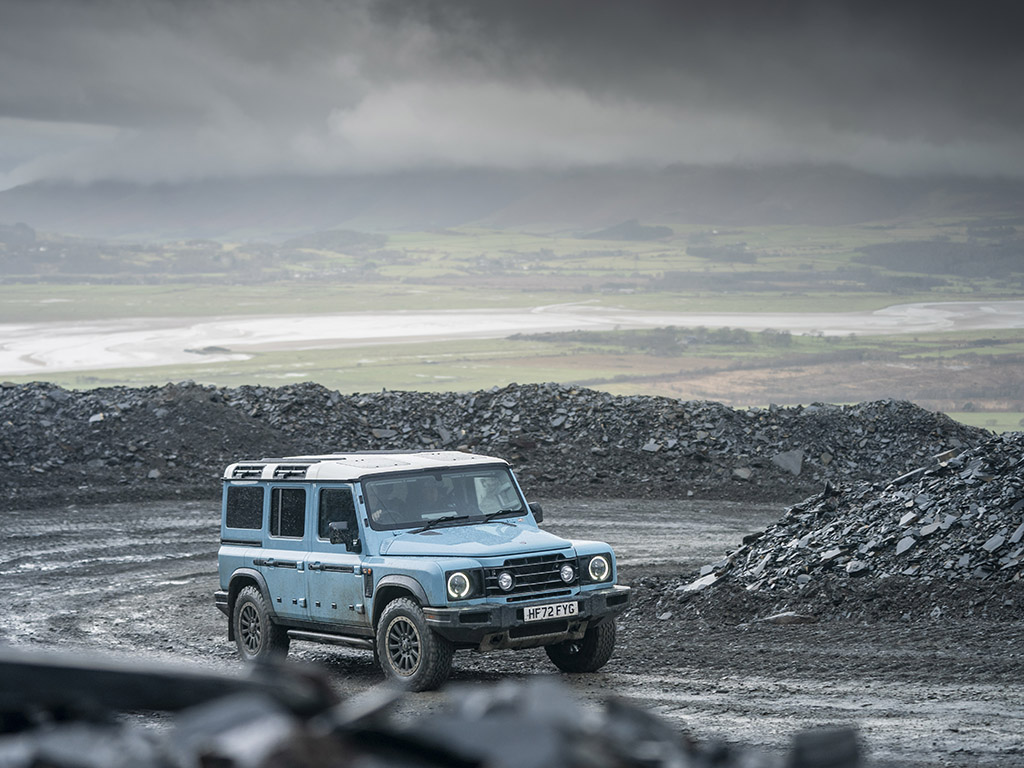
top-left (421, 584), bottom-right (630, 650)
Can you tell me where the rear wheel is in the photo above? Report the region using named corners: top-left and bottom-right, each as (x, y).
top-left (376, 597), bottom-right (453, 691)
top-left (545, 619), bottom-right (616, 673)
top-left (233, 585), bottom-right (290, 662)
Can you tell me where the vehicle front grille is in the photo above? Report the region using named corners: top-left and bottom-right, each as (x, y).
top-left (483, 553), bottom-right (578, 598)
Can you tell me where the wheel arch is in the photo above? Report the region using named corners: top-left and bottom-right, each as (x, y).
top-left (372, 575), bottom-right (428, 630)
top-left (227, 569), bottom-right (275, 640)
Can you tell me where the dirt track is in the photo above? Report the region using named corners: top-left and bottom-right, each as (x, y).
top-left (2, 497), bottom-right (1022, 766)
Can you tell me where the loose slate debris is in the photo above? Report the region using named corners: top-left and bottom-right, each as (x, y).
top-left (681, 431), bottom-right (1024, 596)
top-left (0, 380), bottom-right (985, 509)
top-left (0, 647), bottom-right (861, 768)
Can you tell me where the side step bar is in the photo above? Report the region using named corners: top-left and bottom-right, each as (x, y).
top-left (287, 630), bottom-right (374, 650)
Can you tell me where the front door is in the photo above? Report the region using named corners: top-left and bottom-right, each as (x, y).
top-left (306, 485), bottom-right (369, 628)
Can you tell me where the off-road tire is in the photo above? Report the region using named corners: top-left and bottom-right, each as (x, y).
top-left (233, 585), bottom-right (290, 662)
top-left (376, 597), bottom-right (453, 691)
top-left (545, 619), bottom-right (616, 673)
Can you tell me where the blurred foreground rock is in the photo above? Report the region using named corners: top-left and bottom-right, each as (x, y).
top-left (0, 648), bottom-right (860, 768)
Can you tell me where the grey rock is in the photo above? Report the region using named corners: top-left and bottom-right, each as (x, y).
top-left (1010, 522), bottom-right (1024, 545)
top-left (982, 534), bottom-right (1006, 553)
top-left (895, 536), bottom-right (916, 555)
top-left (681, 573), bottom-right (718, 592)
top-left (899, 511), bottom-right (920, 527)
top-left (845, 560), bottom-right (869, 576)
top-left (772, 448), bottom-right (804, 476)
top-left (758, 611), bottom-right (817, 625)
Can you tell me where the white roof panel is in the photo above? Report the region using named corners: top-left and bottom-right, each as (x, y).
top-left (223, 451), bottom-right (507, 482)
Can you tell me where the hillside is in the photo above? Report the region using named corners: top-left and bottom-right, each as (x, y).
top-left (2, 166), bottom-right (1023, 240)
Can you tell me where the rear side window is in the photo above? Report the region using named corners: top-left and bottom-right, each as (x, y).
top-left (319, 487), bottom-right (357, 539)
top-left (270, 487), bottom-right (306, 538)
top-left (226, 486), bottom-right (264, 529)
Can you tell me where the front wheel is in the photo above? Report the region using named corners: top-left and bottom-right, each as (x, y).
top-left (545, 619), bottom-right (616, 673)
top-left (376, 597), bottom-right (453, 691)
top-left (233, 585), bottom-right (290, 662)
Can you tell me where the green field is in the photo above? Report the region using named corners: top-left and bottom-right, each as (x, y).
top-left (946, 412), bottom-right (1024, 432)
top-left (5, 216), bottom-right (1023, 320)
top-left (3, 218), bottom-right (1023, 432)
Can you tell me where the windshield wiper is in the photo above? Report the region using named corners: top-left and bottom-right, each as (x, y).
top-left (412, 514), bottom-right (467, 534)
top-left (483, 508), bottom-right (523, 525)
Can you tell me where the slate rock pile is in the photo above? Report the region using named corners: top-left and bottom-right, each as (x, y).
top-left (640, 429), bottom-right (1024, 623)
top-left (0, 381), bottom-right (304, 507)
top-left (0, 379), bottom-right (986, 509)
top-left (220, 382), bottom-right (983, 500)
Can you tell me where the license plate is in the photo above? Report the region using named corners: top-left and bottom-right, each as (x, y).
top-left (524, 601), bottom-right (579, 622)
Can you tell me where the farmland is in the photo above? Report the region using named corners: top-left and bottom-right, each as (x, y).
top-left (2, 216), bottom-right (1022, 431)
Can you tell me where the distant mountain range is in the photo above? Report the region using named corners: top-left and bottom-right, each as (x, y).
top-left (2, 165), bottom-right (1022, 240)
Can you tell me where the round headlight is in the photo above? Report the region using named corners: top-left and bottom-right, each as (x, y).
top-left (588, 555), bottom-right (610, 582)
top-left (559, 563), bottom-right (575, 583)
top-left (497, 571), bottom-right (514, 592)
top-left (447, 571), bottom-right (472, 600)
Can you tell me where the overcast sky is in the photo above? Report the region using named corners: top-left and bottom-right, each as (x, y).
top-left (2, 0), bottom-right (1023, 190)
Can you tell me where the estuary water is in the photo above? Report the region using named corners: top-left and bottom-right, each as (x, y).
top-left (2, 299), bottom-right (1023, 376)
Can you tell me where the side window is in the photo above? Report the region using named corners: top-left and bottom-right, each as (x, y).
top-left (319, 487), bottom-right (357, 539)
top-left (270, 487), bottom-right (306, 538)
top-left (226, 486), bottom-right (264, 529)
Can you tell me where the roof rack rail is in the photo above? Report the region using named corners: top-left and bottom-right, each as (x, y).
top-left (231, 464), bottom-right (265, 479)
top-left (272, 464), bottom-right (310, 479)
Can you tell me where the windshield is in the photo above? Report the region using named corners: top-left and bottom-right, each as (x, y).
top-left (363, 466), bottom-right (526, 531)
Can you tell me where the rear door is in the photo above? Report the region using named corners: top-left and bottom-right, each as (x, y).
top-left (306, 484), bottom-right (369, 628)
top-left (258, 485), bottom-right (310, 622)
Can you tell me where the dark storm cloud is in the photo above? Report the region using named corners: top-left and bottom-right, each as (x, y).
top-left (393, 0), bottom-right (1024, 146)
top-left (1, 0), bottom-right (1023, 188)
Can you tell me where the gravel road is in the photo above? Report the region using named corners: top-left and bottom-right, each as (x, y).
top-left (3, 497), bottom-right (1022, 766)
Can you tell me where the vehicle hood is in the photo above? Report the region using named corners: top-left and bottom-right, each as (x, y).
top-left (379, 523), bottom-right (572, 558)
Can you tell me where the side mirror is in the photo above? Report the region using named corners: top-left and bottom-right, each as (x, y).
top-left (529, 502), bottom-right (544, 524)
top-left (328, 521), bottom-right (361, 553)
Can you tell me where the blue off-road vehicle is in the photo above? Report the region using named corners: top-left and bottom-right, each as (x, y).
top-left (215, 451), bottom-right (630, 690)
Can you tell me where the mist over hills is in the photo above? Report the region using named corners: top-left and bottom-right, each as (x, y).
top-left (2, 165), bottom-right (1022, 240)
